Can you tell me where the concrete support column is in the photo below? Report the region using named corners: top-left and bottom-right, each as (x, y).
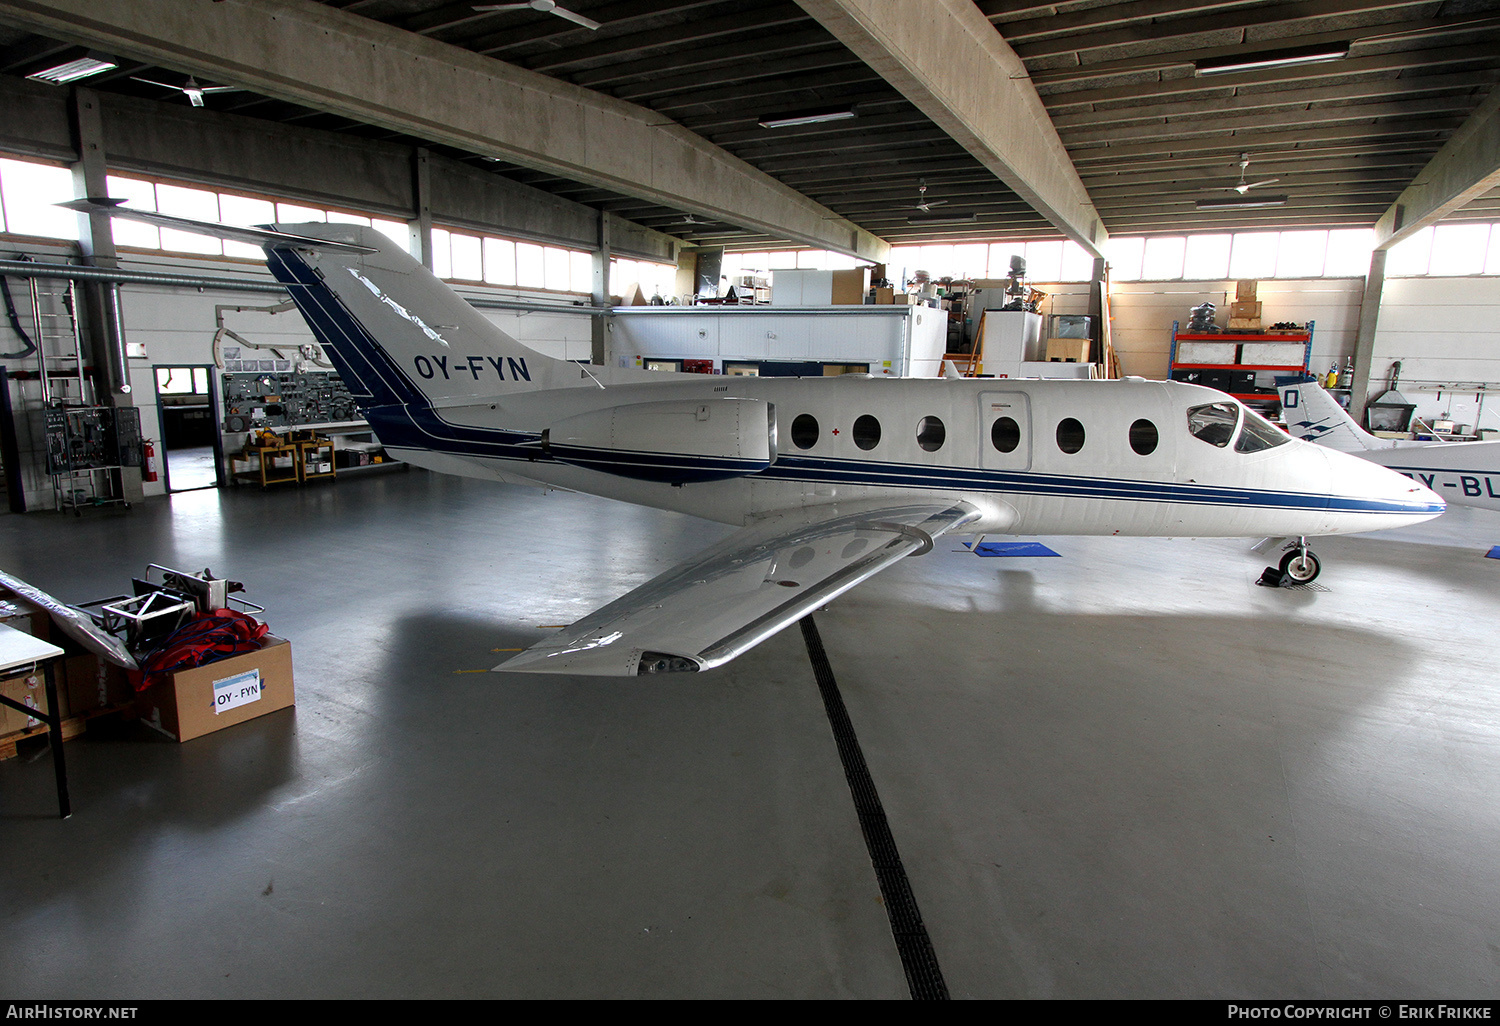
top-left (69, 85), bottom-right (123, 394)
top-left (69, 86), bottom-right (143, 500)
top-left (1350, 248), bottom-right (1388, 424)
top-left (409, 147), bottom-right (433, 270)
top-left (591, 211), bottom-right (613, 366)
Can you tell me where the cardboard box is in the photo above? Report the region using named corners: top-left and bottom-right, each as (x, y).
top-left (1229, 300), bottom-right (1262, 319)
top-left (771, 268), bottom-right (869, 306)
top-left (134, 636), bottom-right (294, 742)
top-left (873, 287), bottom-right (894, 304)
top-left (62, 653), bottom-right (131, 718)
top-left (1046, 337), bottom-right (1091, 363)
top-left (830, 268), bottom-right (869, 305)
top-left (1227, 317), bottom-right (1262, 330)
top-left (1236, 279), bottom-right (1258, 300)
top-left (0, 671), bottom-right (48, 735)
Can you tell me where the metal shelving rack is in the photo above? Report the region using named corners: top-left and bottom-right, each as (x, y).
top-left (1168, 320), bottom-right (1315, 407)
top-left (43, 406), bottom-right (141, 515)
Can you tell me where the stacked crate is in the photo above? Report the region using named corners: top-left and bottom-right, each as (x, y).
top-left (1228, 280), bottom-right (1262, 331)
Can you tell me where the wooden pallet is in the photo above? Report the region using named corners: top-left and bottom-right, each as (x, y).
top-left (0, 716), bottom-right (86, 760)
top-left (0, 703), bottom-right (128, 761)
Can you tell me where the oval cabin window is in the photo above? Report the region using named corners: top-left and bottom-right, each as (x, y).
top-left (1129, 419), bottom-right (1159, 456)
top-left (790, 413), bottom-right (819, 449)
top-left (916, 416), bottom-right (946, 452)
top-left (991, 417), bottom-right (1021, 453)
top-left (853, 415), bottom-right (881, 451)
top-left (1056, 418), bottom-right (1085, 454)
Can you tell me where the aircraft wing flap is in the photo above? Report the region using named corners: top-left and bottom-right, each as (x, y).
top-left (498, 499), bottom-right (981, 676)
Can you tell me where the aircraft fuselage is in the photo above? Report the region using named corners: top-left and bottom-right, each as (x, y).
top-left (375, 374), bottom-right (1443, 539)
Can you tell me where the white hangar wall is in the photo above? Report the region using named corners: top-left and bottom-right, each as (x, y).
top-left (1036, 278), bottom-right (1366, 385)
top-left (1040, 275), bottom-right (1500, 431)
top-left (1365, 276), bottom-right (1500, 432)
top-left (0, 245), bottom-right (595, 506)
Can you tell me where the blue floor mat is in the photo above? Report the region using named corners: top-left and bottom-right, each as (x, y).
top-left (969, 541), bottom-right (1061, 558)
top-left (1487, 546), bottom-right (1500, 560)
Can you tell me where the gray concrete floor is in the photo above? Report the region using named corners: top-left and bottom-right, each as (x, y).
top-left (1, 468), bottom-right (1497, 999)
top-left (162, 445), bottom-right (219, 492)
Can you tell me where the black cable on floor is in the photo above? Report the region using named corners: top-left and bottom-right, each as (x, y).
top-left (799, 615), bottom-right (949, 1001)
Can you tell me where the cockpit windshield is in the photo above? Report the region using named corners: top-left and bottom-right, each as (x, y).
top-left (1187, 402), bottom-right (1239, 447)
top-left (1234, 407), bottom-right (1291, 453)
top-left (1187, 401), bottom-right (1292, 453)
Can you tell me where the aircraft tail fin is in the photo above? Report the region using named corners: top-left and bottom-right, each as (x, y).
top-left (61, 200), bottom-right (580, 412)
top-left (262, 224), bottom-right (579, 409)
top-left (1275, 377), bottom-right (1378, 453)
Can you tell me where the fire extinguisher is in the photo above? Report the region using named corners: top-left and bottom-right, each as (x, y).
top-left (143, 439), bottom-right (159, 482)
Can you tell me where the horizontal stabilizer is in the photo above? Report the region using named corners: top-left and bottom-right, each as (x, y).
top-left (498, 499), bottom-right (982, 677)
top-left (57, 199), bottom-right (377, 254)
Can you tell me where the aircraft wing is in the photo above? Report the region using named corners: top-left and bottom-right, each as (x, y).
top-left (498, 499), bottom-right (982, 676)
top-left (0, 568), bottom-right (137, 670)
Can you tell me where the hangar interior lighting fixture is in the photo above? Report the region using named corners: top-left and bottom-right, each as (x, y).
top-left (907, 212), bottom-right (979, 225)
top-left (1195, 43), bottom-right (1349, 76)
top-left (1195, 195), bottom-right (1289, 210)
top-left (26, 53), bottom-right (118, 85)
top-left (757, 107), bottom-right (857, 129)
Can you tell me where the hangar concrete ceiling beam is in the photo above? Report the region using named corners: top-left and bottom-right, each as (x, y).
top-left (1351, 91), bottom-right (1500, 418)
top-left (795, 0), bottom-right (1108, 260)
top-left (0, 0), bottom-right (889, 261)
top-left (1372, 88), bottom-right (1500, 250)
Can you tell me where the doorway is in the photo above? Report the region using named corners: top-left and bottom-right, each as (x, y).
top-left (153, 365), bottom-right (225, 492)
top-left (978, 391), bottom-right (1033, 472)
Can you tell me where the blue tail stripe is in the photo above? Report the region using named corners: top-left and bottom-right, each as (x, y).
top-left (265, 248), bottom-right (428, 408)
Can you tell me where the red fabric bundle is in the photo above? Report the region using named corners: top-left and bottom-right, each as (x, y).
top-left (129, 609), bottom-right (269, 692)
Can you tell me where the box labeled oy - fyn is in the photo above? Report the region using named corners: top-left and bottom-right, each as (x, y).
top-left (135, 636), bottom-right (294, 742)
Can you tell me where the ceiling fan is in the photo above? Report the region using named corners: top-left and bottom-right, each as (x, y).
top-left (910, 178), bottom-right (949, 212)
top-left (130, 74), bottom-right (243, 107)
top-left (1229, 153), bottom-right (1280, 194)
top-left (472, 1), bottom-right (601, 30)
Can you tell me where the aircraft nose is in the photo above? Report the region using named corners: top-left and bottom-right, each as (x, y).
top-left (1325, 446), bottom-right (1445, 518)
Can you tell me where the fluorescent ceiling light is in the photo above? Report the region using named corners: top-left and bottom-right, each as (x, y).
top-left (1195, 43), bottom-right (1348, 76)
top-left (27, 53), bottom-right (118, 85)
top-left (1195, 195), bottom-right (1288, 210)
top-left (907, 212), bottom-right (978, 225)
top-left (757, 107), bottom-right (856, 129)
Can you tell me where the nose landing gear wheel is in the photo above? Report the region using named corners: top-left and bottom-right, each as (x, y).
top-left (1279, 548), bottom-right (1321, 584)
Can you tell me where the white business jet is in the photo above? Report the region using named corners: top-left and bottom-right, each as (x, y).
top-left (1278, 378), bottom-right (1500, 512)
top-left (67, 202), bottom-right (1444, 675)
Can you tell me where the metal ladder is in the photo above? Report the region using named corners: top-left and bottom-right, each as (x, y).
top-left (25, 276), bottom-right (113, 513)
top-left (27, 276), bottom-right (91, 408)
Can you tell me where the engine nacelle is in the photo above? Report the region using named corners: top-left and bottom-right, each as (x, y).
top-left (544, 397), bottom-right (777, 483)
